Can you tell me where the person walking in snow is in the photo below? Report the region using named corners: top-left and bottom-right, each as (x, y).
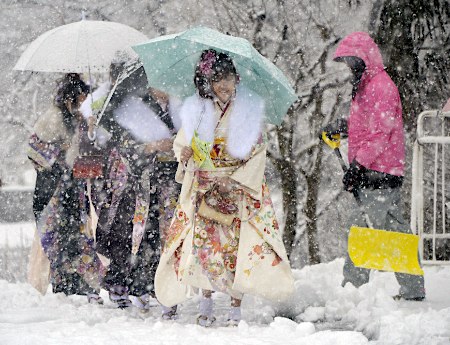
top-left (95, 60), bottom-right (183, 311)
top-left (321, 31), bottom-right (425, 301)
top-left (28, 73), bottom-right (104, 303)
top-left (154, 49), bottom-right (294, 327)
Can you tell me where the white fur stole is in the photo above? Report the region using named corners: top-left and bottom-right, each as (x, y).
top-left (113, 95), bottom-right (182, 143)
top-left (179, 86), bottom-right (264, 159)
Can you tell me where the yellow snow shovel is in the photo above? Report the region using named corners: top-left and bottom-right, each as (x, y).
top-left (321, 132), bottom-right (423, 276)
top-left (348, 226), bottom-right (423, 275)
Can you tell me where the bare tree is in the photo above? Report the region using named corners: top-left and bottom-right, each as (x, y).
top-left (206, 0), bottom-right (354, 264)
top-left (371, 0), bottom-right (450, 130)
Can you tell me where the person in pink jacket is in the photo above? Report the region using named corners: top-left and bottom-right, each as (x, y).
top-left (322, 31), bottom-right (425, 300)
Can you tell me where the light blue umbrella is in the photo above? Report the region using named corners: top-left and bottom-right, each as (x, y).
top-left (132, 26), bottom-right (297, 125)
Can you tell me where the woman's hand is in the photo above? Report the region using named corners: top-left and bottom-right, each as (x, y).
top-left (216, 176), bottom-right (233, 193)
top-left (158, 138), bottom-right (174, 152)
top-left (180, 146), bottom-right (193, 164)
top-left (145, 138), bottom-right (174, 154)
top-left (87, 115), bottom-right (97, 140)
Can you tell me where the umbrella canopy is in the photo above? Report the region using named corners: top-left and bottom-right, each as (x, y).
top-left (14, 20), bottom-right (148, 73)
top-left (132, 26), bottom-right (297, 125)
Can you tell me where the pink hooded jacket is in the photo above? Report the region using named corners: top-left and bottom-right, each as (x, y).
top-left (334, 32), bottom-right (405, 176)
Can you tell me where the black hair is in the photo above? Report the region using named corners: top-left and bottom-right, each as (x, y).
top-left (194, 49), bottom-right (238, 99)
top-left (54, 73), bottom-right (90, 134)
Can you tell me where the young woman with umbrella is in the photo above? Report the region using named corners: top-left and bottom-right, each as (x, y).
top-left (28, 74), bottom-right (104, 302)
top-left (154, 50), bottom-right (294, 326)
top-left (94, 61), bottom-right (184, 311)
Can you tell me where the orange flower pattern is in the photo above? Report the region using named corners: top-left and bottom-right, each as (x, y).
top-left (191, 211), bottom-right (241, 293)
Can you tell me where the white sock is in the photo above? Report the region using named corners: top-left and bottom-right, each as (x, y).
top-left (228, 306), bottom-right (241, 321)
top-left (199, 296), bottom-right (213, 317)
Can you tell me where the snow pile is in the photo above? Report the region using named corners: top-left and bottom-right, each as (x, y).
top-left (265, 260), bottom-right (450, 344)
top-left (0, 224), bottom-right (449, 344)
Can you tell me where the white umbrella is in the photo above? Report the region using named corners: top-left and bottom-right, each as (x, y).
top-left (13, 20), bottom-right (149, 73)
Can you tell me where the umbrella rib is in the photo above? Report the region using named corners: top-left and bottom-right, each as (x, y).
top-left (162, 49), bottom-right (204, 73)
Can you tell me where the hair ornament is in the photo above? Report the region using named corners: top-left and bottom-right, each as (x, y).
top-left (199, 50), bottom-right (217, 77)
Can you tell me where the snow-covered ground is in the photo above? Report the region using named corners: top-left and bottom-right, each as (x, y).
top-left (0, 223), bottom-right (449, 345)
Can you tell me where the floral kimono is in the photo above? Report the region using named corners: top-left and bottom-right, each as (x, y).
top-left (155, 86), bottom-right (294, 307)
top-left (95, 94), bottom-right (182, 297)
top-left (29, 106), bottom-right (103, 295)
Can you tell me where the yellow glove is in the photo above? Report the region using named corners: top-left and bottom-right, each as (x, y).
top-left (321, 131), bottom-right (341, 150)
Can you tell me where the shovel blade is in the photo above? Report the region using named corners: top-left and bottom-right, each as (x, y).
top-left (348, 226), bottom-right (424, 276)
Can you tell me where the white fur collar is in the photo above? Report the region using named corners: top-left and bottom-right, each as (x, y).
top-left (179, 86), bottom-right (264, 159)
top-left (113, 95), bottom-right (182, 143)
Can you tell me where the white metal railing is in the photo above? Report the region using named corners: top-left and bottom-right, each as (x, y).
top-left (411, 110), bottom-right (450, 265)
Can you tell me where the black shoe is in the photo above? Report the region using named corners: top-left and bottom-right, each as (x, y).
top-left (393, 294), bottom-right (425, 301)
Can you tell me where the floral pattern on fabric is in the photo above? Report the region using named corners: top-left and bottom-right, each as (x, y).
top-left (211, 136), bottom-right (245, 168)
top-left (27, 133), bottom-right (62, 171)
top-left (167, 166), bottom-right (283, 298)
top-left (191, 212), bottom-right (241, 293)
top-left (245, 182), bottom-right (282, 242)
top-left (156, 95), bottom-right (294, 307)
top-left (164, 137), bottom-right (278, 297)
top-left (96, 148), bottom-right (129, 234)
top-left (158, 177), bottom-right (182, 247)
top-left (164, 206), bottom-right (189, 252)
top-left (37, 176), bottom-right (104, 295)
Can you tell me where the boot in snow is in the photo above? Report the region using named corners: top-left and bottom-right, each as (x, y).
top-left (393, 294), bottom-right (425, 301)
top-left (109, 285), bottom-right (132, 309)
top-left (87, 293), bottom-right (104, 305)
top-left (226, 306), bottom-right (241, 327)
top-left (133, 294), bottom-right (151, 312)
top-left (197, 296), bottom-right (215, 327)
top-left (161, 305), bottom-right (178, 320)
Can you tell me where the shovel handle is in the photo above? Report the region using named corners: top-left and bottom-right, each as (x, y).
top-left (331, 147), bottom-right (374, 229)
top-left (332, 148), bottom-right (361, 200)
top-left (320, 133), bottom-right (376, 233)
top-left (333, 148), bottom-right (348, 173)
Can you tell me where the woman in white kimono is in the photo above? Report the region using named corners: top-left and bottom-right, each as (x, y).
top-left (155, 50), bottom-right (294, 326)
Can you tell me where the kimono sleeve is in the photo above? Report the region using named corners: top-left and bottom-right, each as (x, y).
top-left (173, 128), bottom-right (189, 184)
top-left (230, 143), bottom-right (266, 200)
top-left (33, 107), bottom-right (69, 144)
top-left (173, 128), bottom-right (188, 162)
